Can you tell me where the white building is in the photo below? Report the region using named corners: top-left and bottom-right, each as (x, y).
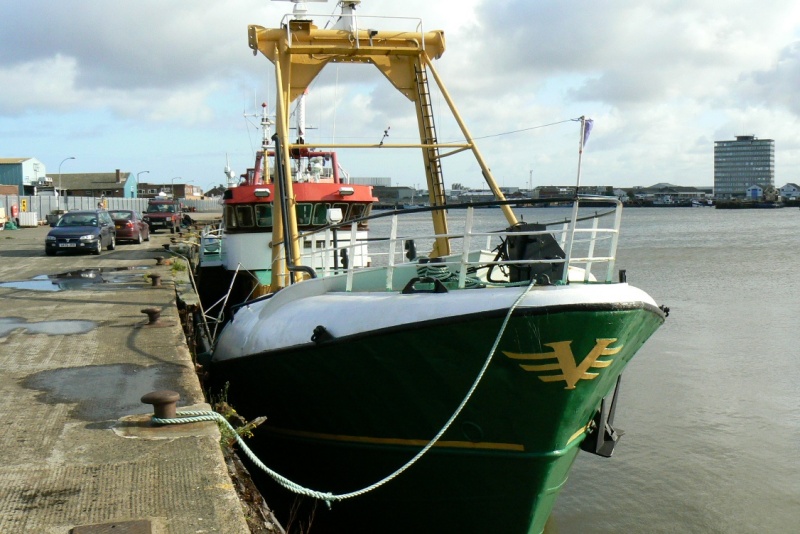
top-left (745, 184), bottom-right (763, 200)
top-left (779, 183), bottom-right (800, 199)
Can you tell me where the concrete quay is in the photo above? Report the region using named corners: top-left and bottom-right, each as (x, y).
top-left (0, 220), bottom-right (255, 533)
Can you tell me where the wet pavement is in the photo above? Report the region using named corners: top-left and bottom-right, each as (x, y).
top-left (0, 266), bottom-right (152, 292)
top-left (0, 217), bottom-right (250, 533)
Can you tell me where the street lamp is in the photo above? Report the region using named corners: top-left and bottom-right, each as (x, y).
top-left (58, 156), bottom-right (76, 210)
top-left (136, 171), bottom-right (150, 198)
top-left (170, 176), bottom-right (182, 198)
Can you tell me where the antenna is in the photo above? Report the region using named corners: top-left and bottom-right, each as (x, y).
top-left (379, 126), bottom-right (390, 146)
top-left (224, 153), bottom-right (237, 188)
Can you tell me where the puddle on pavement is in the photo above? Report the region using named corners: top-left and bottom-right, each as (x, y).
top-left (0, 317), bottom-right (97, 337)
top-left (22, 364), bottom-right (183, 421)
top-left (0, 266), bottom-right (151, 292)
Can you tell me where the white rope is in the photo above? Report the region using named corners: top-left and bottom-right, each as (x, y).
top-left (153, 281), bottom-right (536, 505)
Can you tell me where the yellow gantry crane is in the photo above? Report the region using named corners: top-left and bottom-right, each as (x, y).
top-left (248, 3), bottom-right (517, 290)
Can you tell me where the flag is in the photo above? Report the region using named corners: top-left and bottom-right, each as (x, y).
top-left (582, 119), bottom-right (594, 148)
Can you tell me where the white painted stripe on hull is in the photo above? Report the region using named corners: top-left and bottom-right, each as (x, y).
top-left (214, 282), bottom-right (658, 361)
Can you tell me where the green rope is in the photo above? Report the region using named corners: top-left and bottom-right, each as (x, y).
top-left (416, 261), bottom-right (484, 289)
top-left (152, 281), bottom-right (536, 506)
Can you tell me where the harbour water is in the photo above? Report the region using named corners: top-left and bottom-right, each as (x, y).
top-left (550, 206), bottom-right (800, 534)
top-left (368, 206), bottom-right (799, 533)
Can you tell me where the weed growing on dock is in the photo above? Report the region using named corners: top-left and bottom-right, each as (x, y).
top-left (209, 382), bottom-right (265, 448)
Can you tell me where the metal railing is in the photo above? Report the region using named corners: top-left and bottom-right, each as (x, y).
top-left (297, 196), bottom-right (623, 292)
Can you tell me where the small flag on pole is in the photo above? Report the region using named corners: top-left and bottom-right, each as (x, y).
top-left (582, 119), bottom-right (594, 148)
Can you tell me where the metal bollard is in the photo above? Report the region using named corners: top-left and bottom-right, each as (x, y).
top-left (141, 390), bottom-right (180, 420)
top-left (141, 307), bottom-right (161, 324)
top-left (149, 274), bottom-right (162, 287)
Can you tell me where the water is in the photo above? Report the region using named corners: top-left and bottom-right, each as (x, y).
top-left (371, 206), bottom-right (800, 532)
top-left (549, 207), bottom-right (800, 534)
top-left (22, 364), bottom-right (168, 421)
top-left (0, 267), bottom-right (150, 292)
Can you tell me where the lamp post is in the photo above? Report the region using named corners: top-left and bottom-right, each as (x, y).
top-left (136, 171), bottom-right (150, 198)
top-left (58, 156), bottom-right (76, 210)
top-left (170, 176), bottom-right (181, 199)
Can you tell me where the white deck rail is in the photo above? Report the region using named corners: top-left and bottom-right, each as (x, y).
top-left (300, 197), bottom-right (623, 291)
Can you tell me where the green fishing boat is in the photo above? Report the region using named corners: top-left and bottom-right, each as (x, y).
top-left (206, 1), bottom-right (667, 532)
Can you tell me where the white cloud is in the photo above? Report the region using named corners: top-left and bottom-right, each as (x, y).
top-left (0, 0), bottom-right (798, 190)
top-left (0, 55), bottom-right (81, 112)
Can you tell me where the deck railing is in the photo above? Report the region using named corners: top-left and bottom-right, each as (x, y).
top-left (299, 196), bottom-right (623, 292)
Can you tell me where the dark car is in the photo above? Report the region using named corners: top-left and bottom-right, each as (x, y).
top-left (143, 200), bottom-right (182, 233)
top-left (108, 209), bottom-right (150, 244)
top-left (45, 210), bottom-right (116, 256)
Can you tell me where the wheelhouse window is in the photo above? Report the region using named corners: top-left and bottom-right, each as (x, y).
top-left (312, 203), bottom-right (330, 225)
top-left (296, 203), bottom-right (313, 225)
top-left (224, 205), bottom-right (238, 228)
top-left (236, 205), bottom-right (254, 227)
top-left (255, 204), bottom-right (272, 227)
top-left (350, 203), bottom-right (369, 220)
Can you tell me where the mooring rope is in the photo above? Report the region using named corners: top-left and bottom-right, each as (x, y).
top-left (416, 261), bottom-right (484, 288)
top-left (153, 281), bottom-right (536, 506)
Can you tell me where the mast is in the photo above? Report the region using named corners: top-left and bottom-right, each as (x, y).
top-left (224, 154), bottom-right (237, 188)
top-left (562, 116), bottom-right (592, 284)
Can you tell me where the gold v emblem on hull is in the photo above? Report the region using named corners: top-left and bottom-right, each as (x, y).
top-left (503, 338), bottom-right (622, 389)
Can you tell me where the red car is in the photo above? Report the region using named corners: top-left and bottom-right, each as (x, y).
top-left (108, 210), bottom-right (150, 244)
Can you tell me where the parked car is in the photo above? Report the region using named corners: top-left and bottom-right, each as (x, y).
top-left (45, 210), bottom-right (116, 256)
top-left (108, 209), bottom-right (150, 244)
top-left (142, 199), bottom-right (182, 233)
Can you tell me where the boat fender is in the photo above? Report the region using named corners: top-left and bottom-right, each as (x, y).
top-left (401, 276), bottom-right (449, 294)
top-left (311, 325), bottom-right (334, 344)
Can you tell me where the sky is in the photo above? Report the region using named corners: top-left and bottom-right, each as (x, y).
top-left (2, 0), bottom-right (799, 194)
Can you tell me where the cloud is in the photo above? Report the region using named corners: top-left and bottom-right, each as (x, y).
top-left (0, 0), bottom-right (798, 189)
top-left (0, 55), bottom-right (81, 112)
top-left (462, 0), bottom-right (800, 108)
top-left (737, 42), bottom-right (800, 116)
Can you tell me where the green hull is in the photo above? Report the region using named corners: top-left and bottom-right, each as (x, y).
top-left (213, 304), bottom-right (664, 533)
